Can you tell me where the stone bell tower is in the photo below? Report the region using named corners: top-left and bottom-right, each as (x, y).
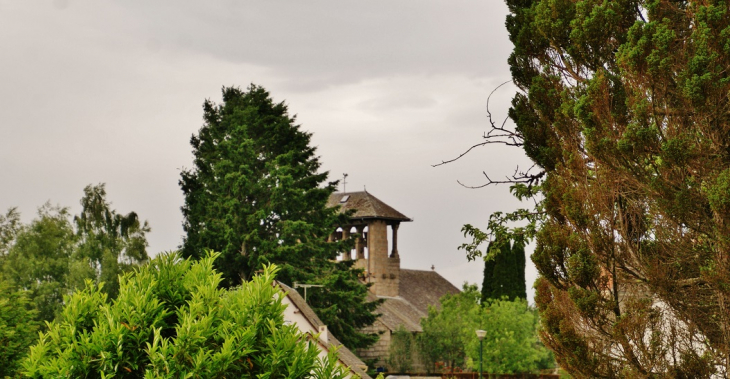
top-left (327, 191), bottom-right (412, 297)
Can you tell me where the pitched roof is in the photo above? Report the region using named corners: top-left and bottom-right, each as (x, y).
top-left (369, 269), bottom-right (461, 333)
top-left (368, 293), bottom-right (424, 333)
top-left (398, 269), bottom-right (461, 315)
top-left (328, 191), bottom-right (412, 222)
top-left (276, 281), bottom-right (372, 379)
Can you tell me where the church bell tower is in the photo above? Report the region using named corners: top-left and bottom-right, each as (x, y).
top-left (327, 191), bottom-right (411, 297)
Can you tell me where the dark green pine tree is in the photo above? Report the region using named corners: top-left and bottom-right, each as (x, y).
top-left (180, 84), bottom-right (379, 350)
top-left (481, 239), bottom-right (526, 302)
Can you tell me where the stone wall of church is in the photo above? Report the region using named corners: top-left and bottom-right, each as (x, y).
top-left (357, 320), bottom-right (391, 367)
top-left (357, 321), bottom-right (428, 373)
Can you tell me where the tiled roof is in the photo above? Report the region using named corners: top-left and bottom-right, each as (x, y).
top-left (328, 191), bottom-right (412, 222)
top-left (369, 269), bottom-right (461, 333)
top-left (398, 269), bottom-right (461, 315)
top-left (367, 292), bottom-right (423, 333)
top-left (276, 282), bottom-right (372, 379)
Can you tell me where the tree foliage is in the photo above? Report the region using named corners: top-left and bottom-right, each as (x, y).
top-left (417, 284), bottom-right (477, 373)
top-left (1, 204), bottom-right (77, 323)
top-left (0, 276), bottom-right (39, 378)
top-left (22, 252), bottom-right (351, 379)
top-left (417, 284), bottom-right (551, 374)
top-left (73, 183), bottom-right (150, 299)
top-left (468, 298), bottom-right (553, 375)
top-left (481, 240), bottom-right (527, 303)
top-left (0, 185), bottom-right (149, 324)
top-left (180, 84), bottom-right (379, 350)
top-left (465, 0), bottom-right (730, 376)
top-left (387, 325), bottom-right (414, 373)
top-left (0, 207), bottom-right (21, 259)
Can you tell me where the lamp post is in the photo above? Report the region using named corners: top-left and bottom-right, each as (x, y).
top-left (475, 329), bottom-right (486, 379)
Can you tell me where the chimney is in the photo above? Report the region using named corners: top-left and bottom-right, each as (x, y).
top-left (318, 325), bottom-right (329, 343)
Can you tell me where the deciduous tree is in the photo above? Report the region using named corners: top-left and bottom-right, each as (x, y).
top-left (387, 325), bottom-right (414, 373)
top-left (417, 284), bottom-right (478, 373)
top-left (0, 207), bottom-right (21, 259)
top-left (417, 284), bottom-right (552, 374)
top-left (1, 204), bottom-right (76, 322)
top-left (74, 183), bottom-right (150, 300)
top-left (468, 298), bottom-right (552, 375)
top-left (0, 185), bottom-right (150, 324)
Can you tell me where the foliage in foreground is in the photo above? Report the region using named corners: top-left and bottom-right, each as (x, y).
top-left (491, 0), bottom-right (730, 376)
top-left (417, 284), bottom-right (552, 374)
top-left (179, 84), bottom-right (379, 350)
top-left (0, 276), bottom-right (39, 378)
top-left (22, 252), bottom-right (350, 379)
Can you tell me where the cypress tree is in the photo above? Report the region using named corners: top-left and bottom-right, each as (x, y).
top-left (511, 239), bottom-right (527, 300)
top-left (481, 239), bottom-right (526, 302)
top-left (481, 243), bottom-right (497, 304)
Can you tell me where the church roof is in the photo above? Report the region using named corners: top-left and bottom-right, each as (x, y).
top-left (369, 269), bottom-right (461, 333)
top-left (368, 293), bottom-right (424, 333)
top-left (398, 269), bottom-right (461, 315)
top-left (327, 191), bottom-right (412, 222)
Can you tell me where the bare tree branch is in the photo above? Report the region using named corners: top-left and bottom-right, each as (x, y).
top-left (433, 81), bottom-right (523, 168)
top-left (456, 168), bottom-right (545, 189)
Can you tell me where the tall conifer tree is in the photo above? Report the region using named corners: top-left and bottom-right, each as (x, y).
top-left (481, 239), bottom-right (526, 302)
top-left (481, 243), bottom-right (498, 303)
top-left (500, 0), bottom-right (730, 375)
top-left (180, 84), bottom-right (379, 349)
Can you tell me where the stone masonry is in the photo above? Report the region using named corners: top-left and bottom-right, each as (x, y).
top-left (366, 219), bottom-right (400, 297)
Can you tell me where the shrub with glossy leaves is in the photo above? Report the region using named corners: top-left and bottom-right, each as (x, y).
top-left (22, 251), bottom-right (350, 378)
top-left (0, 277), bottom-right (39, 378)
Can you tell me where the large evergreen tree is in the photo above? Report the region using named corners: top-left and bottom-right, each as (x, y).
top-left (490, 0), bottom-right (730, 376)
top-left (180, 84), bottom-right (379, 350)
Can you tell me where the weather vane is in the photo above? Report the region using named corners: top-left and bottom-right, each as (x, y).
top-left (342, 173), bottom-right (348, 194)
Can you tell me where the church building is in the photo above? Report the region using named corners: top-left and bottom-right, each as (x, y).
top-left (327, 191), bottom-right (460, 370)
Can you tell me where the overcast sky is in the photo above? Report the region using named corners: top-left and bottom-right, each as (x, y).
top-left (0, 1), bottom-right (538, 300)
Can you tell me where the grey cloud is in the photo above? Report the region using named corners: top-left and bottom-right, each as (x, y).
top-left (357, 94), bottom-right (438, 111)
top-left (109, 0), bottom-right (512, 89)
